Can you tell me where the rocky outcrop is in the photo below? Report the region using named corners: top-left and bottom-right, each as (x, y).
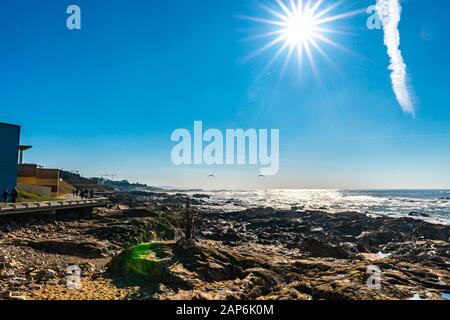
top-left (105, 239), bottom-right (450, 300)
top-left (1, 191), bottom-right (449, 300)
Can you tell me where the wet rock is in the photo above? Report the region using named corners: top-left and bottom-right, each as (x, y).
top-left (409, 211), bottom-right (430, 218)
top-left (299, 237), bottom-right (358, 259)
top-left (416, 224), bottom-right (449, 241)
top-left (356, 229), bottom-right (399, 251)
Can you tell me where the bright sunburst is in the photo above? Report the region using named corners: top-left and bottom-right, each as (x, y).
top-left (241, 0), bottom-right (362, 78)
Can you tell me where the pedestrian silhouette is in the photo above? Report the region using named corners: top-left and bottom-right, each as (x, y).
top-left (10, 187), bottom-right (19, 203)
top-left (2, 188), bottom-right (10, 203)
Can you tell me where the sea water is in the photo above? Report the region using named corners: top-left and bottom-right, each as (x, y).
top-left (177, 189), bottom-right (450, 225)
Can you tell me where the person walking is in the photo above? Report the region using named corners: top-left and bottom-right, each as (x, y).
top-left (2, 188), bottom-right (10, 203)
top-left (10, 188), bottom-right (19, 203)
top-left (89, 189), bottom-right (94, 199)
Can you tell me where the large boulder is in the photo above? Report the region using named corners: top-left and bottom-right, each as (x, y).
top-left (108, 242), bottom-right (172, 281)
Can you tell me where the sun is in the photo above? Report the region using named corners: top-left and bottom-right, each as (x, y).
top-left (284, 8), bottom-right (317, 45)
top-left (240, 0), bottom-right (362, 78)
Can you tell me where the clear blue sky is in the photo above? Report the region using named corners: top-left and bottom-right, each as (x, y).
top-left (1, 0), bottom-right (449, 189)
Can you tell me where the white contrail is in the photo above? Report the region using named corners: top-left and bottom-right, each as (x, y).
top-left (376, 0), bottom-right (414, 115)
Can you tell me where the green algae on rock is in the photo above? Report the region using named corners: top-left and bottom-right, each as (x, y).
top-left (109, 242), bottom-right (173, 280)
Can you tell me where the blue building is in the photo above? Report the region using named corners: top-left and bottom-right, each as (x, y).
top-left (0, 122), bottom-right (20, 195)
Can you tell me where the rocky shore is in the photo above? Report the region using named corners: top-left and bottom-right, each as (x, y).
top-left (0, 191), bottom-right (449, 300)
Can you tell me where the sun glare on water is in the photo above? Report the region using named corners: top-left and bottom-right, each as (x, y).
top-left (241, 0), bottom-right (362, 78)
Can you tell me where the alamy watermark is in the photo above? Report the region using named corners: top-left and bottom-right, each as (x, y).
top-left (366, 3), bottom-right (389, 30)
top-left (366, 265), bottom-right (382, 290)
top-left (67, 265), bottom-right (81, 289)
top-left (66, 5), bottom-right (81, 30)
top-left (171, 121), bottom-right (280, 176)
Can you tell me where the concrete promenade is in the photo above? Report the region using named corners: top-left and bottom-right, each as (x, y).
top-left (0, 197), bottom-right (109, 216)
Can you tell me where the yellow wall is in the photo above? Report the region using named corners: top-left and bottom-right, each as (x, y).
top-left (17, 177), bottom-right (37, 185)
top-left (17, 167), bottom-right (61, 196)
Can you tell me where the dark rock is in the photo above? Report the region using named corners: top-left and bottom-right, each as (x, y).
top-left (193, 194), bottom-right (210, 199)
top-left (356, 229), bottom-right (400, 250)
top-left (299, 237), bottom-right (358, 259)
top-left (121, 207), bottom-right (159, 218)
top-left (409, 211), bottom-right (430, 218)
top-left (26, 239), bottom-right (112, 258)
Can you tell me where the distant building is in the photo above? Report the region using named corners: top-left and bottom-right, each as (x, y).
top-left (17, 164), bottom-right (62, 197)
top-left (0, 122), bottom-right (21, 193)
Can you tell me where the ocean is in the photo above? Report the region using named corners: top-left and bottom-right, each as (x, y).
top-left (179, 189), bottom-right (450, 225)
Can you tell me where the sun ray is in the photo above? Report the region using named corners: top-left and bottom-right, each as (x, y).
top-left (237, 15), bottom-right (287, 27)
top-left (243, 29), bottom-right (286, 42)
top-left (312, 0), bottom-right (343, 21)
top-left (289, 0), bottom-right (298, 15)
top-left (276, 0), bottom-right (294, 18)
top-left (309, 0), bottom-right (324, 15)
top-left (303, 41), bottom-right (320, 81)
top-left (260, 40), bottom-right (291, 77)
top-left (243, 33), bottom-right (287, 62)
top-left (314, 33), bottom-right (355, 54)
top-left (281, 43), bottom-right (296, 76)
top-left (314, 8), bottom-right (366, 25)
top-left (309, 37), bottom-right (338, 71)
top-left (296, 41), bottom-right (304, 74)
top-left (298, 0), bottom-right (304, 15)
top-left (259, 3), bottom-right (291, 23)
top-left (313, 26), bottom-right (355, 36)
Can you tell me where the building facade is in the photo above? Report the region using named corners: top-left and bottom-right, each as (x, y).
top-left (17, 164), bottom-right (61, 196)
top-left (0, 123), bottom-right (20, 194)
